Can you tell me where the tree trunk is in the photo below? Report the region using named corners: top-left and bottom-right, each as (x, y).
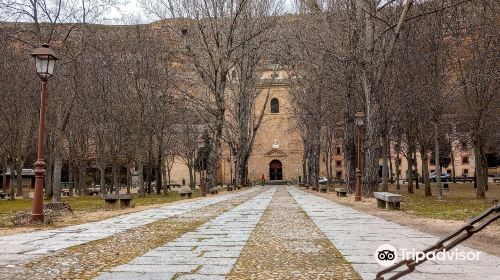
top-left (474, 137), bottom-right (486, 199)
top-left (146, 161), bottom-right (152, 194)
top-left (302, 147), bottom-right (308, 185)
top-left (421, 146), bottom-right (432, 196)
top-left (99, 160), bottom-right (105, 195)
top-left (79, 163), bottom-right (87, 195)
top-left (8, 162), bottom-right (15, 200)
top-left (126, 164), bottom-right (131, 194)
top-left (45, 161), bottom-right (53, 199)
top-left (388, 137), bottom-right (394, 184)
top-left (325, 150), bottom-right (330, 185)
top-left (406, 139), bottom-right (414, 194)
top-left (15, 162), bottom-right (23, 197)
top-left (112, 163), bottom-right (119, 195)
top-left (343, 73), bottom-right (357, 193)
top-left (188, 163), bottom-right (194, 188)
top-left (450, 144), bottom-right (456, 183)
top-left (360, 0), bottom-right (380, 197)
top-left (238, 152), bottom-right (250, 187)
top-left (413, 149), bottom-right (419, 190)
top-left (381, 135), bottom-right (389, 191)
top-left (52, 154), bottom-right (62, 202)
top-left (434, 122), bottom-right (443, 199)
top-left (2, 161), bottom-right (7, 192)
top-left (395, 150), bottom-right (401, 190)
top-left (68, 163), bottom-right (74, 197)
top-left (138, 160), bottom-right (145, 197)
top-left (206, 112), bottom-right (223, 194)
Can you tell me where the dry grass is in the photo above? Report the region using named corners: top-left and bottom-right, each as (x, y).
top-left (386, 182), bottom-right (499, 220)
top-left (0, 190), bottom-right (202, 228)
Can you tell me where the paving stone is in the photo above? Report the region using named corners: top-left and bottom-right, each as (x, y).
top-left (97, 188), bottom-right (276, 279)
top-left (197, 264), bottom-right (233, 274)
top-left (94, 271), bottom-right (174, 280)
top-left (113, 264), bottom-right (198, 273)
top-left (227, 186), bottom-right (361, 280)
top-left (0, 188), bottom-right (258, 266)
top-left (177, 275), bottom-right (225, 280)
top-left (288, 186), bottom-right (500, 280)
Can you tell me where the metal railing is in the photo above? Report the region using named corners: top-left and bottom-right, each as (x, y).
top-left (375, 203), bottom-right (500, 280)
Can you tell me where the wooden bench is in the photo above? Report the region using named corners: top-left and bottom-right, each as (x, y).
top-left (374, 192), bottom-right (403, 210)
top-left (102, 194), bottom-right (133, 210)
top-left (311, 185), bottom-right (319, 191)
top-left (178, 187), bottom-right (193, 198)
top-left (319, 185), bottom-right (328, 193)
top-left (334, 188), bottom-right (347, 197)
top-left (87, 187), bottom-right (101, 196)
top-left (0, 192), bottom-right (8, 199)
top-left (493, 178), bottom-right (500, 183)
top-left (456, 178), bottom-right (473, 183)
top-left (209, 188), bottom-right (219, 195)
top-left (402, 179), bottom-right (422, 184)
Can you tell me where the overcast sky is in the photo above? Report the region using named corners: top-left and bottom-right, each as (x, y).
top-left (108, 0), bottom-right (296, 24)
top-left (108, 0), bottom-right (149, 24)
top-left (0, 0), bottom-right (296, 25)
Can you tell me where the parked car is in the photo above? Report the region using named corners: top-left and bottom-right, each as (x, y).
top-left (429, 172), bottom-right (451, 182)
top-left (319, 176), bottom-right (328, 184)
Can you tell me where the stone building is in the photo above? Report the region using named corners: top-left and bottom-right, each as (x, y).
top-left (166, 66), bottom-right (478, 186)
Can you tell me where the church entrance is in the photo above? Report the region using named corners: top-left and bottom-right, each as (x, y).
top-left (269, 160), bottom-right (283, 180)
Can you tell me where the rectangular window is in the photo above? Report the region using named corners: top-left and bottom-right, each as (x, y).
top-left (336, 147), bottom-right (341, 155)
top-left (463, 169), bottom-right (469, 175)
top-left (336, 160), bottom-right (342, 167)
top-left (462, 157), bottom-right (469, 164)
top-left (336, 171), bottom-right (342, 178)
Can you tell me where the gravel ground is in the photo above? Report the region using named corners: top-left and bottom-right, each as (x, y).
top-left (0, 188), bottom-right (266, 280)
top-left (227, 186), bottom-right (360, 280)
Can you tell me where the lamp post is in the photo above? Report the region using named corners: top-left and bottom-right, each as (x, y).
top-left (354, 111), bottom-right (365, 202)
top-left (30, 44), bottom-right (58, 222)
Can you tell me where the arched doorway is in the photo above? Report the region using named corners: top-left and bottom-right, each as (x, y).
top-left (269, 160), bottom-right (283, 180)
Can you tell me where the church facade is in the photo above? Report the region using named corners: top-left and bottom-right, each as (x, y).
top-left (246, 68), bottom-right (303, 183)
top-left (165, 66), bottom-right (477, 186)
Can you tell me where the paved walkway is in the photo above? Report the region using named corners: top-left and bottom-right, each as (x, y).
top-left (288, 186), bottom-right (500, 280)
top-left (2, 186), bottom-right (499, 279)
top-left (227, 186), bottom-right (359, 279)
top-left (0, 187), bottom-right (261, 266)
top-left (95, 188), bottom-right (277, 280)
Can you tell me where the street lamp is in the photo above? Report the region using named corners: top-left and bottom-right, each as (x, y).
top-left (354, 111), bottom-right (365, 202)
top-left (30, 44), bottom-right (58, 222)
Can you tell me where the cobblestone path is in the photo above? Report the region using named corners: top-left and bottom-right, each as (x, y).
top-left (2, 186), bottom-right (498, 280)
top-left (0, 188), bottom-right (258, 267)
top-left (94, 187), bottom-right (277, 280)
top-left (289, 186), bottom-right (500, 280)
top-left (227, 186), bottom-right (360, 280)
top-left (0, 187), bottom-right (264, 279)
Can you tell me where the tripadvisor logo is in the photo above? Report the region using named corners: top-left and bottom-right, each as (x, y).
top-left (375, 243), bottom-right (482, 267)
top-left (375, 244), bottom-right (398, 267)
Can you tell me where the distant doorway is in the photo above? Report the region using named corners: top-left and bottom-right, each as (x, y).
top-left (269, 160), bottom-right (283, 180)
